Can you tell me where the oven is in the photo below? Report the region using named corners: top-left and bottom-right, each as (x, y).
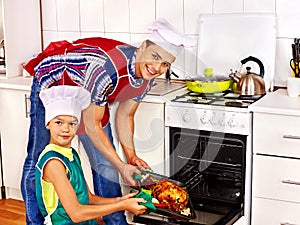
top-left (133, 90), bottom-right (262, 225)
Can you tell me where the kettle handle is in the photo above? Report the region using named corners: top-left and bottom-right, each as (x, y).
top-left (240, 56), bottom-right (264, 77)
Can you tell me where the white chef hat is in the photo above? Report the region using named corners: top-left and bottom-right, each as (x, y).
top-left (148, 18), bottom-right (195, 57)
top-left (40, 85), bottom-right (91, 125)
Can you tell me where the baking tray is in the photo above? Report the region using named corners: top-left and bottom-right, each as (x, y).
top-left (132, 170), bottom-right (196, 222)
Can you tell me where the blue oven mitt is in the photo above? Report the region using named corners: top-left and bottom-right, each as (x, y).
top-left (131, 189), bottom-right (157, 212)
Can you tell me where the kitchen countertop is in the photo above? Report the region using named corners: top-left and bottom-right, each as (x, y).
top-left (0, 76), bottom-right (184, 104)
top-left (0, 76), bottom-right (32, 91)
top-left (143, 78), bottom-right (186, 104)
top-left (249, 89), bottom-right (300, 116)
top-left (2, 78), bottom-right (299, 117)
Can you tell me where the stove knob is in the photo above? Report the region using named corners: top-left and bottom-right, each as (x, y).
top-left (210, 116), bottom-right (218, 125)
top-left (200, 114), bottom-right (209, 124)
top-left (182, 113), bottom-right (191, 122)
top-left (228, 117), bottom-right (237, 128)
top-left (219, 117), bottom-right (225, 126)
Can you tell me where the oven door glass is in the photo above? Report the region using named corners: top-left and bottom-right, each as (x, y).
top-left (168, 127), bottom-right (247, 225)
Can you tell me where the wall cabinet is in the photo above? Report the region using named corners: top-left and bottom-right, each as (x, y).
top-left (0, 88), bottom-right (30, 199)
top-left (252, 112), bottom-right (300, 224)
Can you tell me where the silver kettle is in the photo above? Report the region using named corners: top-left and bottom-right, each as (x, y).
top-left (229, 56), bottom-right (265, 95)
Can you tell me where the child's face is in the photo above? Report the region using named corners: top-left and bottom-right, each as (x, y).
top-left (46, 115), bottom-right (79, 148)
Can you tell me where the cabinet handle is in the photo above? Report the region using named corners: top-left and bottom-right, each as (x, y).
top-left (24, 93), bottom-right (30, 118)
top-left (280, 223), bottom-right (298, 225)
top-left (282, 179), bottom-right (300, 186)
top-left (283, 135), bottom-right (300, 140)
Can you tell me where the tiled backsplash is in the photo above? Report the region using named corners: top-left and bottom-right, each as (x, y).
top-left (41, 0), bottom-right (300, 87)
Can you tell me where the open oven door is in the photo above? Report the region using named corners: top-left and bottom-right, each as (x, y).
top-left (184, 201), bottom-right (243, 225)
top-left (233, 216), bottom-right (246, 225)
top-left (132, 198), bottom-right (244, 225)
top-left (131, 169), bottom-right (245, 225)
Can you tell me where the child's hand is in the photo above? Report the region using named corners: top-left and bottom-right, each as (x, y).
top-left (119, 191), bottom-right (139, 201)
top-left (123, 197), bottom-right (147, 215)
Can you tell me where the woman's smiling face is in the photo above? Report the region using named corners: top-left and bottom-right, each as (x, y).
top-left (135, 40), bottom-right (176, 80)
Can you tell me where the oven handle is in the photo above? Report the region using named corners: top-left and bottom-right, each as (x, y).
top-left (283, 135), bottom-right (300, 140)
top-left (280, 222), bottom-right (298, 225)
top-left (281, 179), bottom-right (300, 186)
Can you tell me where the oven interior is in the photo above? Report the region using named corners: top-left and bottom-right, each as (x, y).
top-left (169, 127), bottom-right (246, 224)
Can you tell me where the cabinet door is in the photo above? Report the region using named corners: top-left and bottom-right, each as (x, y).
top-left (0, 89), bottom-right (29, 192)
top-left (253, 155), bottom-right (300, 203)
top-left (252, 197), bottom-right (300, 224)
top-left (72, 136), bottom-right (94, 193)
top-left (253, 113), bottom-right (300, 158)
top-left (134, 102), bottom-right (165, 175)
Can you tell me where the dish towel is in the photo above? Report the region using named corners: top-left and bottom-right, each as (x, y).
top-left (131, 190), bottom-right (157, 212)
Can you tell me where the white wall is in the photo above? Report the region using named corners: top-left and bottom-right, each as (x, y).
top-left (40, 0), bottom-right (300, 87)
top-left (0, 0), bottom-right (3, 40)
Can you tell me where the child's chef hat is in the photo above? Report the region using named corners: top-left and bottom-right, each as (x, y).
top-left (40, 85), bottom-right (91, 125)
top-left (148, 18), bottom-right (195, 57)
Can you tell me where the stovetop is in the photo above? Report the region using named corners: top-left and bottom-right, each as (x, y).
top-left (171, 91), bottom-right (264, 108)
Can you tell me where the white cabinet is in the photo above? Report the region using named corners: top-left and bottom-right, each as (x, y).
top-left (0, 88), bottom-right (30, 199)
top-left (252, 197), bottom-right (300, 224)
top-left (253, 155), bottom-right (300, 203)
top-left (252, 113), bottom-right (300, 158)
top-left (72, 136), bottom-right (94, 194)
top-left (133, 101), bottom-right (165, 175)
top-left (1, 0), bottom-right (41, 79)
top-left (121, 100), bottom-right (165, 223)
top-left (252, 111), bottom-right (300, 224)
top-left (134, 101), bottom-right (165, 174)
top-left (114, 100), bottom-right (165, 175)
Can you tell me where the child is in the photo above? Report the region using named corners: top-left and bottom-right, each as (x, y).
top-left (35, 85), bottom-right (147, 225)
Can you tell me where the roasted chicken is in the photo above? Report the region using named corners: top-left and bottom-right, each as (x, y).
top-left (151, 179), bottom-right (189, 213)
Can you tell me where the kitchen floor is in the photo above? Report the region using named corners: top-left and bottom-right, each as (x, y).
top-left (0, 198), bottom-right (25, 225)
top-left (0, 198), bottom-right (139, 225)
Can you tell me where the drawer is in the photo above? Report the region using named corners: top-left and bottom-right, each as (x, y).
top-left (252, 197), bottom-right (300, 224)
top-left (253, 113), bottom-right (300, 158)
top-left (253, 155), bottom-right (300, 203)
